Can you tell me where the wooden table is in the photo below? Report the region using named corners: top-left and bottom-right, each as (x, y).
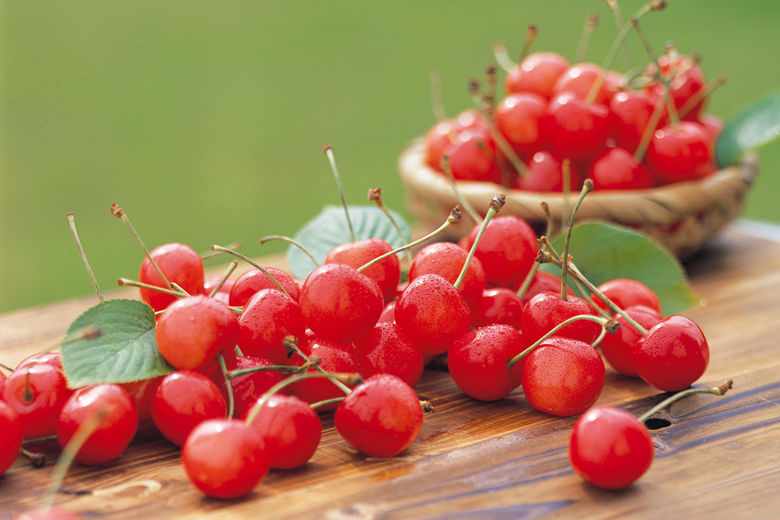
top-left (2, 222), bottom-right (780, 520)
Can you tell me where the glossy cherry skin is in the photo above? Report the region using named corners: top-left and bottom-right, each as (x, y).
top-left (138, 243), bottom-right (204, 311)
top-left (646, 121), bottom-right (715, 184)
top-left (15, 351), bottom-right (64, 372)
top-left (495, 92), bottom-right (547, 159)
top-left (591, 278), bottom-right (662, 314)
top-left (151, 371), bottom-right (227, 447)
top-left (155, 295), bottom-right (239, 370)
top-left (513, 151), bottom-right (583, 192)
top-left (202, 274), bottom-right (234, 304)
top-left (569, 406), bottom-right (654, 489)
top-left (220, 356), bottom-right (284, 419)
top-left (609, 90), bottom-right (662, 154)
top-left (182, 418), bottom-right (268, 499)
top-left (238, 288), bottom-right (305, 365)
top-left (634, 315), bottom-right (709, 391)
top-left (335, 374), bottom-right (423, 458)
top-left (521, 291), bottom-right (601, 344)
top-left (119, 376), bottom-right (162, 425)
top-left (600, 306), bottom-right (663, 377)
top-left (354, 322), bottom-right (424, 388)
top-left (57, 384), bottom-right (138, 465)
top-left (395, 274), bottom-right (472, 355)
top-left (588, 148), bottom-right (654, 190)
top-left (377, 300), bottom-right (396, 324)
top-left (0, 370), bottom-right (6, 397)
top-left (449, 325), bottom-right (525, 401)
top-left (544, 93), bottom-right (610, 162)
top-left (505, 51), bottom-right (569, 99)
top-left (300, 264), bottom-right (384, 344)
top-left (325, 239), bottom-right (400, 303)
top-left (700, 114), bottom-right (724, 144)
top-left (424, 119), bottom-right (456, 171)
top-left (3, 363), bottom-right (73, 440)
top-left (514, 271), bottom-right (571, 306)
top-left (646, 54), bottom-right (707, 120)
top-left (474, 288), bottom-right (524, 329)
top-left (442, 126), bottom-right (502, 184)
top-left (244, 394), bottom-right (321, 470)
top-left (0, 401), bottom-right (23, 475)
top-left (289, 336), bottom-right (360, 410)
top-left (522, 336), bottom-right (605, 416)
top-left (229, 267), bottom-right (300, 307)
top-left (552, 63), bottom-right (611, 105)
top-left (464, 215), bottom-right (538, 287)
top-left (408, 242), bottom-right (486, 312)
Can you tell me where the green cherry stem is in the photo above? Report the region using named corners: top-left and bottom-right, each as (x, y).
top-left (678, 74), bottom-right (726, 120)
top-left (217, 354), bottom-right (235, 418)
top-left (492, 41), bottom-right (515, 72)
top-left (22, 435), bottom-right (57, 446)
top-left (441, 155), bottom-right (482, 224)
top-left (519, 24), bottom-right (538, 62)
top-left (576, 12), bottom-right (598, 62)
top-left (637, 379), bottom-right (733, 423)
top-left (227, 364), bottom-right (303, 379)
top-left (561, 159), bottom-right (572, 233)
top-left (310, 396), bottom-right (346, 410)
top-left (605, 0), bottom-right (630, 69)
top-left (560, 180), bottom-right (593, 301)
top-left (200, 242), bottom-right (242, 260)
top-left (208, 260), bottom-right (238, 298)
top-left (110, 203), bottom-right (173, 290)
top-left (258, 235), bottom-right (320, 268)
top-left (592, 326), bottom-right (608, 348)
top-left (117, 278), bottom-right (186, 298)
top-left (211, 245), bottom-right (291, 299)
top-left (429, 69), bottom-right (447, 122)
top-left (514, 261), bottom-right (540, 301)
top-left (20, 447), bottom-right (45, 468)
top-left (66, 213), bottom-right (103, 302)
top-left (283, 336), bottom-right (354, 395)
top-left (454, 194), bottom-right (505, 289)
top-left (323, 144), bottom-right (355, 243)
top-left (368, 187), bottom-right (414, 266)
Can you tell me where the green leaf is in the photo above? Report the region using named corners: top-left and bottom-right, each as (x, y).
top-left (287, 205), bottom-right (411, 279)
top-left (61, 299), bottom-right (174, 388)
top-left (540, 222), bottom-right (699, 315)
top-left (716, 91), bottom-right (780, 167)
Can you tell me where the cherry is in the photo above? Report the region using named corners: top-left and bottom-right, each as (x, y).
top-left (325, 238), bottom-right (400, 303)
top-left (119, 376), bottom-right (162, 426)
top-left (220, 355), bottom-right (284, 418)
top-left (448, 325), bottom-right (525, 401)
top-left (203, 273), bottom-right (235, 300)
top-left (181, 418), bottom-right (268, 499)
top-left (588, 147), bottom-right (654, 190)
top-left (464, 215), bottom-right (538, 287)
top-left (377, 300), bottom-right (396, 324)
top-left (505, 51), bottom-right (569, 99)
top-left (552, 63), bottom-right (611, 105)
top-left (495, 92), bottom-right (547, 160)
top-left (229, 267), bottom-right (300, 307)
top-left (408, 242), bottom-right (486, 311)
top-left (442, 126), bottom-right (502, 184)
top-left (543, 93), bottom-right (610, 162)
top-left (3, 363), bottom-right (73, 440)
top-left (646, 54), bottom-right (707, 121)
top-left (289, 336), bottom-right (359, 410)
top-left (474, 288), bottom-right (524, 329)
top-left (299, 263), bottom-right (383, 343)
top-left (334, 374), bottom-right (423, 458)
top-left (424, 119), bottom-right (455, 171)
top-left (138, 242), bottom-right (204, 311)
top-left (600, 305), bottom-right (663, 377)
top-left (700, 114), bottom-right (724, 144)
top-left (244, 394), bottom-right (321, 470)
top-left (521, 336), bottom-right (605, 416)
top-left (16, 352), bottom-right (64, 372)
top-left (591, 278), bottom-right (662, 314)
top-left (453, 108), bottom-right (487, 131)
top-left (514, 270), bottom-right (571, 306)
top-left (0, 401), bottom-right (23, 475)
top-left (609, 90), bottom-right (663, 154)
top-left (155, 295), bottom-right (239, 370)
top-left (646, 121), bottom-right (715, 184)
top-left (521, 291), bottom-right (601, 344)
top-left (0, 370), bottom-right (6, 397)
top-left (634, 315), bottom-right (709, 391)
top-left (238, 288), bottom-right (305, 365)
top-left (353, 322), bottom-right (424, 388)
top-left (513, 151), bottom-right (583, 192)
top-left (151, 370), bottom-right (227, 447)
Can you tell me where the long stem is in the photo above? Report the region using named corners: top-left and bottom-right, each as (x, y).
top-left (576, 12), bottom-right (598, 62)
top-left (228, 365), bottom-right (302, 379)
top-left (519, 24), bottom-right (538, 62)
top-left (634, 85), bottom-right (669, 162)
top-left (200, 242), bottom-right (241, 260)
top-left (211, 245), bottom-right (290, 299)
top-left (637, 379), bottom-right (733, 423)
top-left (606, 0), bottom-right (630, 69)
top-left (492, 42), bottom-right (515, 72)
top-left (561, 180), bottom-right (593, 301)
top-left (110, 203), bottom-right (172, 290)
top-left (429, 70), bottom-right (447, 122)
top-left (323, 145), bottom-right (355, 243)
top-left (454, 195), bottom-right (505, 289)
top-left (208, 260), bottom-right (238, 298)
top-left (561, 160), bottom-right (571, 233)
top-left (678, 75), bottom-right (726, 119)
top-left (218, 354), bottom-right (234, 419)
top-left (117, 278), bottom-right (186, 298)
top-left (368, 187), bottom-right (414, 266)
top-left (67, 213), bottom-right (103, 302)
top-left (259, 235), bottom-right (320, 268)
top-left (441, 156), bottom-right (481, 224)
top-left (515, 262), bottom-right (539, 301)
top-left (283, 336), bottom-right (354, 395)
top-left (310, 396), bottom-right (346, 410)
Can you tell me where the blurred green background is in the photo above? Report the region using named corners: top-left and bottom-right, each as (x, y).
top-left (2, 0), bottom-right (779, 313)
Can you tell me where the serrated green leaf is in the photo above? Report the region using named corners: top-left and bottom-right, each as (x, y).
top-left (540, 222), bottom-right (699, 315)
top-left (287, 205), bottom-right (411, 279)
top-left (61, 299), bottom-right (174, 388)
top-left (716, 91), bottom-right (780, 167)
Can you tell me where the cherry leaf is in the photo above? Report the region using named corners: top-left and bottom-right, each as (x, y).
top-left (541, 221), bottom-right (699, 315)
top-left (287, 205), bottom-right (411, 279)
top-left (716, 91), bottom-right (780, 167)
top-left (61, 299), bottom-right (173, 388)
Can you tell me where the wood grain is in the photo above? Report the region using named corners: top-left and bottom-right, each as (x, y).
top-left (1, 224), bottom-right (779, 519)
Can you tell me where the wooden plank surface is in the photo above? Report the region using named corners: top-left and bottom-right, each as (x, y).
top-left (1, 223), bottom-right (780, 520)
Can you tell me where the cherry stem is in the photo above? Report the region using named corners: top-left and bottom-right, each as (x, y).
top-left (507, 314), bottom-right (614, 369)
top-left (211, 245), bottom-right (291, 299)
top-left (357, 207), bottom-right (462, 272)
top-left (368, 187), bottom-right (414, 266)
top-left (323, 145), bottom-right (355, 243)
top-left (283, 336), bottom-right (354, 395)
top-left (492, 42), bottom-right (515, 72)
top-left (310, 396), bottom-right (346, 410)
top-left (209, 260), bottom-right (238, 298)
top-left (227, 364), bottom-right (304, 379)
top-left (110, 203), bottom-right (173, 290)
top-left (576, 12), bottom-right (598, 62)
top-left (66, 213), bottom-right (103, 302)
top-left (514, 261), bottom-right (540, 301)
top-left (561, 180), bottom-right (593, 301)
top-left (21, 447), bottom-right (45, 468)
top-left (606, 0), bottom-right (630, 69)
top-left (634, 86), bottom-right (669, 162)
top-left (540, 201), bottom-right (554, 237)
top-left (519, 24), bottom-right (538, 62)
top-left (429, 69), bottom-right (447, 122)
top-left (637, 379), bottom-right (733, 423)
top-left (678, 75), bottom-right (726, 119)
top-left (485, 65), bottom-right (498, 110)
top-left (561, 159), bottom-right (572, 233)
top-left (592, 326), bottom-right (608, 348)
top-left (218, 354), bottom-right (235, 418)
top-left (441, 155), bottom-right (481, 224)
top-left (21, 372), bottom-right (34, 403)
top-left (22, 435), bottom-right (58, 446)
top-left (259, 235), bottom-right (320, 268)
top-left (454, 195), bottom-right (505, 290)
top-left (200, 242), bottom-right (241, 260)
top-left (117, 277), bottom-right (186, 298)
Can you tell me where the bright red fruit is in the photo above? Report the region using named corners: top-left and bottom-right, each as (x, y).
top-left (474, 288), bottom-right (524, 329)
top-left (238, 288), bottom-right (305, 365)
top-left (552, 63), bottom-right (611, 105)
top-left (513, 151), bottom-right (583, 192)
top-left (495, 92), bottom-right (547, 159)
top-left (569, 406), bottom-right (654, 489)
top-left (646, 54), bottom-right (707, 120)
top-left (119, 376), bottom-right (162, 425)
top-left (443, 127), bottom-right (502, 184)
top-left (290, 335), bottom-right (359, 410)
top-left (155, 295), bottom-right (239, 370)
top-left (610, 90), bottom-right (662, 154)
top-left (325, 239), bottom-right (400, 303)
top-left (408, 242), bottom-right (486, 311)
top-left (521, 292), bottom-right (601, 344)
top-left (588, 148), bottom-right (654, 190)
top-left (220, 356), bottom-right (284, 418)
top-left (0, 401), bottom-right (22, 475)
top-left (354, 323), bottom-right (424, 388)
top-left (646, 121), bottom-right (715, 184)
top-left (138, 243), bottom-right (204, 311)
top-left (229, 267), bottom-right (300, 307)
top-left (16, 352), bottom-right (64, 372)
top-left (424, 119), bottom-right (455, 171)
top-left (464, 215), bottom-right (538, 287)
top-left (515, 271), bottom-right (571, 306)
top-left (182, 418), bottom-right (268, 499)
top-left (544, 93), bottom-right (610, 162)
top-left (505, 51), bottom-right (569, 99)
top-left (335, 374), bottom-right (423, 458)
top-left (600, 306), bottom-right (663, 377)
top-left (3, 363), bottom-right (72, 440)
top-left (592, 278), bottom-right (662, 314)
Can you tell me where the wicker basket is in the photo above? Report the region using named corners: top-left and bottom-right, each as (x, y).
top-left (398, 138), bottom-right (758, 257)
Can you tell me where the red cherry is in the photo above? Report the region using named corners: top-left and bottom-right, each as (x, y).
top-left (495, 92), bottom-right (547, 159)
top-left (552, 63), bottom-right (610, 105)
top-left (646, 54), bottom-right (707, 120)
top-left (513, 151), bottom-right (583, 192)
top-left (464, 215), bottom-right (538, 287)
top-left (505, 51), bottom-right (569, 99)
top-left (408, 242), bottom-right (486, 311)
top-left (3, 363), bottom-right (72, 440)
top-left (354, 323), bottom-right (424, 388)
top-left (0, 401), bottom-right (23, 475)
top-left (474, 287), bottom-right (524, 329)
top-left (203, 274), bottom-right (235, 302)
top-left (453, 109), bottom-right (487, 131)
top-left (544, 93), bottom-right (610, 161)
top-left (700, 114), bottom-right (724, 144)
top-left (442, 127), bottom-right (502, 184)
top-left (219, 356), bottom-right (284, 419)
top-left (334, 374), bottom-right (423, 458)
top-left (646, 121), bottom-right (715, 184)
top-left (634, 315), bottom-right (709, 391)
top-left (244, 394), bottom-right (321, 470)
top-left (57, 384), bottom-right (138, 465)
top-left (609, 90), bottom-right (663, 154)
top-left (424, 119), bottom-right (455, 171)
top-left (521, 291), bottom-right (601, 344)
top-left (377, 300), bottom-right (396, 324)
top-left (138, 243), bottom-right (204, 311)
top-left (290, 336), bottom-right (359, 410)
top-left (181, 418), bottom-right (268, 499)
top-left (325, 239), bottom-right (400, 303)
top-left (16, 352), bottom-right (64, 372)
top-left (588, 147), bottom-right (654, 190)
top-left (591, 278), bottom-right (662, 314)
top-left (228, 267), bottom-right (300, 307)
top-left (448, 325), bottom-right (525, 401)
top-left (119, 376), bottom-right (162, 425)
top-left (514, 270), bottom-right (572, 306)
top-left (600, 306), bottom-right (663, 377)
top-left (569, 406), bottom-right (654, 489)
top-left (0, 370), bottom-right (6, 397)
top-left (300, 264), bottom-right (384, 343)
top-left (155, 295), bottom-right (239, 370)
top-left (238, 288), bottom-right (305, 365)
top-left (151, 370), bottom-right (226, 447)
top-left (522, 336), bottom-right (605, 416)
